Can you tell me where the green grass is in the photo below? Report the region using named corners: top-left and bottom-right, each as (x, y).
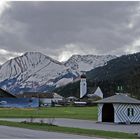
top-left (0, 120), bottom-right (138, 139)
top-left (0, 107), bottom-right (97, 120)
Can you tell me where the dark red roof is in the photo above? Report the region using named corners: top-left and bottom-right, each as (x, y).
top-left (81, 74), bottom-right (86, 78)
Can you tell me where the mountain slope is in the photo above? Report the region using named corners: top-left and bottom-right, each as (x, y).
top-left (0, 52), bottom-right (116, 94)
top-left (87, 52), bottom-right (140, 81)
top-left (54, 52), bottom-right (140, 99)
top-left (0, 52), bottom-right (61, 82)
top-left (0, 52), bottom-right (78, 94)
top-left (64, 54), bottom-right (116, 72)
top-left (87, 52), bottom-right (140, 99)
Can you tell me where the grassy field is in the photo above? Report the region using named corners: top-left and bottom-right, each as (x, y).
top-left (0, 107), bottom-right (97, 120)
top-left (0, 120), bottom-right (138, 139)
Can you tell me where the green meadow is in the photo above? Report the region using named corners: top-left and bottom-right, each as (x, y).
top-left (0, 107), bottom-right (97, 120)
top-left (0, 107), bottom-right (139, 139)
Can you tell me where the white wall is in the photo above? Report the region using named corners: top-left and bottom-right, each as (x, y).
top-left (94, 87), bottom-right (103, 98)
top-left (40, 98), bottom-right (52, 105)
top-left (98, 104), bottom-right (103, 122)
top-left (80, 78), bottom-right (87, 98)
top-left (113, 104), bottom-right (119, 123)
top-left (52, 97), bottom-right (63, 103)
top-left (97, 103), bottom-right (140, 123)
top-left (114, 104), bottom-right (140, 123)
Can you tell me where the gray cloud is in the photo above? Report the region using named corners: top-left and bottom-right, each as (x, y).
top-left (0, 1), bottom-right (140, 63)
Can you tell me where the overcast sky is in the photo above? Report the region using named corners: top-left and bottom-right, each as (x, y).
top-left (0, 1), bottom-right (140, 64)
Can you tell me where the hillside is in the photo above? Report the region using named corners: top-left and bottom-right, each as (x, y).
top-left (0, 52), bottom-right (78, 94)
top-left (87, 52), bottom-right (140, 99)
top-left (64, 54), bottom-right (116, 71)
top-left (54, 52), bottom-right (140, 99)
top-left (87, 52), bottom-right (140, 81)
top-left (0, 52), bottom-right (115, 94)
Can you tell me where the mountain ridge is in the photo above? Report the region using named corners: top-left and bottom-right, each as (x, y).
top-left (64, 54), bottom-right (116, 71)
top-left (0, 52), bottom-right (116, 94)
top-left (54, 52), bottom-right (140, 99)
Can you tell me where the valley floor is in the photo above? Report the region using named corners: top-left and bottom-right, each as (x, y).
top-left (0, 107), bottom-right (97, 120)
top-left (0, 107), bottom-right (139, 138)
top-left (0, 125), bottom-right (97, 139)
top-left (0, 118), bottom-right (139, 134)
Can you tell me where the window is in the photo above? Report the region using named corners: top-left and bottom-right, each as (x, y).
top-left (127, 108), bottom-right (134, 117)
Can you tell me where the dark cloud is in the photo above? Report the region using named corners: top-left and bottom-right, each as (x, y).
top-left (0, 1), bottom-right (140, 63)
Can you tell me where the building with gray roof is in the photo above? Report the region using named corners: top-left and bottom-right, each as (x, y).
top-left (96, 93), bottom-right (140, 124)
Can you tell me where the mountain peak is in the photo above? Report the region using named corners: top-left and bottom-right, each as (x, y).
top-left (19, 52), bottom-right (62, 65)
top-left (22, 52), bottom-right (52, 60)
top-left (65, 54), bottom-right (116, 71)
top-left (0, 52), bottom-right (117, 94)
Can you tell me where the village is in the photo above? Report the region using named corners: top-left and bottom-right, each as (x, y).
top-left (0, 1), bottom-right (140, 139)
top-left (0, 73), bottom-right (140, 124)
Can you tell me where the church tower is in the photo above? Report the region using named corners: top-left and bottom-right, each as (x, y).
top-left (80, 73), bottom-right (87, 98)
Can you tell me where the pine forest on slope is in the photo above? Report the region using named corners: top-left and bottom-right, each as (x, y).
top-left (54, 52), bottom-right (140, 99)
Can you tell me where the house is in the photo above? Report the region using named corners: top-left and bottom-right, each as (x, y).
top-left (67, 96), bottom-right (78, 102)
top-left (16, 92), bottom-right (53, 106)
top-left (52, 93), bottom-right (63, 103)
top-left (39, 93), bottom-right (63, 106)
top-left (92, 86), bottom-right (103, 98)
top-left (87, 86), bottom-right (103, 99)
top-left (96, 93), bottom-right (140, 124)
top-left (0, 98), bottom-right (39, 108)
top-left (16, 92), bottom-right (53, 98)
top-left (0, 89), bottom-right (39, 108)
top-left (16, 92), bottom-right (63, 106)
top-left (79, 73), bottom-right (103, 100)
top-left (73, 101), bottom-right (87, 107)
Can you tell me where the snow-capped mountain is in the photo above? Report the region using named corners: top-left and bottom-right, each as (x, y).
top-left (64, 54), bottom-right (117, 72)
top-left (0, 52), bottom-right (78, 94)
top-left (0, 52), bottom-right (116, 94)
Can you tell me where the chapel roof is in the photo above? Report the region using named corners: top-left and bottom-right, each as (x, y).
top-left (96, 93), bottom-right (140, 104)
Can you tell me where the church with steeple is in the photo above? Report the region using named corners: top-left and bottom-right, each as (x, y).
top-left (80, 73), bottom-right (103, 99)
top-left (80, 73), bottom-right (87, 98)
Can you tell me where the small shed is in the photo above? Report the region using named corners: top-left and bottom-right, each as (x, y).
top-left (96, 93), bottom-right (140, 124)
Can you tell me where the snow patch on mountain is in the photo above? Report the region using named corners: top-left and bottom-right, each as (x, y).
top-left (55, 78), bottom-right (73, 88)
top-left (0, 52), bottom-right (116, 94)
top-left (64, 54), bottom-right (117, 72)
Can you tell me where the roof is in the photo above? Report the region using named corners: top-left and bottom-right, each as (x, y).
top-left (16, 92), bottom-right (53, 98)
top-left (67, 96), bottom-right (78, 99)
top-left (81, 74), bottom-right (86, 78)
top-left (0, 88), bottom-right (16, 98)
top-left (93, 87), bottom-right (103, 98)
top-left (53, 93), bottom-right (63, 98)
top-left (96, 93), bottom-right (140, 104)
